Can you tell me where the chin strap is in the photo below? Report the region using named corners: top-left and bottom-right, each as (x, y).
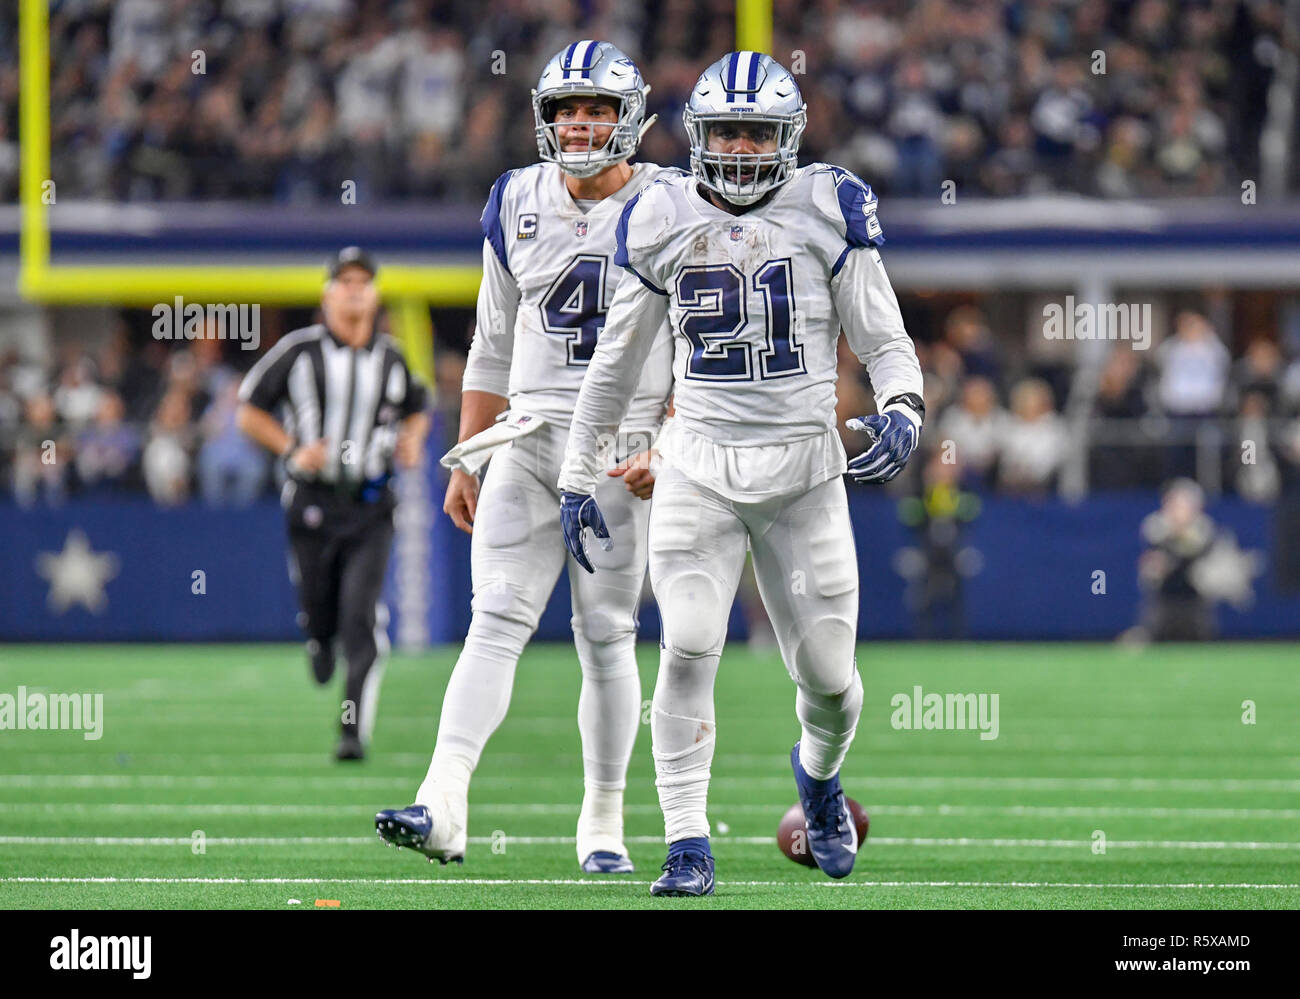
top-left (637, 113), bottom-right (659, 143)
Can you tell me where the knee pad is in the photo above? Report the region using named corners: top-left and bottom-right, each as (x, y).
top-left (471, 578), bottom-right (543, 631)
top-left (463, 609), bottom-right (533, 665)
top-left (572, 605), bottom-right (636, 648)
top-left (657, 571), bottom-right (729, 658)
top-left (789, 615), bottom-right (858, 696)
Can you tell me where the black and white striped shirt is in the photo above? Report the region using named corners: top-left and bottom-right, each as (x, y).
top-left (238, 323), bottom-right (428, 490)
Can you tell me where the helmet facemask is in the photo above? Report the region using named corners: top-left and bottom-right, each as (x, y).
top-left (685, 109), bottom-right (806, 205)
top-left (533, 88), bottom-right (650, 179)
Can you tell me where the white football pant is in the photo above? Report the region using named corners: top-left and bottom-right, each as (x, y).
top-left (647, 466), bottom-right (863, 844)
top-left (417, 423), bottom-right (649, 861)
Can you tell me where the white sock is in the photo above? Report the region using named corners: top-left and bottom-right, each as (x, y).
top-left (796, 670), bottom-right (863, 780)
top-left (577, 787), bottom-right (626, 857)
top-left (415, 611), bottom-right (531, 806)
top-left (650, 647), bottom-right (720, 843)
top-left (575, 631), bottom-right (641, 784)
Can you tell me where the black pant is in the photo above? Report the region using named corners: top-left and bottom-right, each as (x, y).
top-left (286, 483), bottom-right (395, 737)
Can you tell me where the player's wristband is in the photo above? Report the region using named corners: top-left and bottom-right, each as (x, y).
top-left (882, 392), bottom-right (925, 428)
top-left (279, 437), bottom-right (298, 459)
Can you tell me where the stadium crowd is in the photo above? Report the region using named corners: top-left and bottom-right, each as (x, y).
top-left (6, 297), bottom-right (1300, 506)
top-left (0, 0), bottom-right (1288, 204)
top-left (2, 0), bottom-right (1298, 507)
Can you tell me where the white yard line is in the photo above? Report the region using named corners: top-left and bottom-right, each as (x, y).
top-left (2, 774), bottom-right (1297, 792)
top-left (1, 876), bottom-right (1296, 890)
top-left (3, 835), bottom-right (1299, 850)
top-left (4, 802), bottom-right (1296, 819)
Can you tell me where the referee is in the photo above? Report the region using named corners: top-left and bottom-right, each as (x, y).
top-left (237, 247), bottom-right (430, 761)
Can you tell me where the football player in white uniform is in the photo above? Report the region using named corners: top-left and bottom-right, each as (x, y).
top-left (376, 41), bottom-right (677, 873)
top-left (557, 52), bottom-right (924, 895)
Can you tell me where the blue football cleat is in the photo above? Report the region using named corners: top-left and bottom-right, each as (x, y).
top-left (649, 837), bottom-right (715, 896)
top-left (374, 803), bottom-right (465, 865)
top-left (580, 850), bottom-right (634, 874)
top-left (790, 742), bottom-right (858, 879)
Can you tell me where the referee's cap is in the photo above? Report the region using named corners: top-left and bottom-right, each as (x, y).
top-left (326, 246), bottom-right (378, 280)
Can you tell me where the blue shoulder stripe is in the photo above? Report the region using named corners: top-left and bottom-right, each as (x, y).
top-left (822, 165), bottom-right (885, 252)
top-left (481, 170), bottom-right (515, 275)
top-left (614, 186), bottom-right (668, 295)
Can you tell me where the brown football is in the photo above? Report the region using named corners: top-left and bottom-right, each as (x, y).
top-left (777, 798), bottom-right (870, 867)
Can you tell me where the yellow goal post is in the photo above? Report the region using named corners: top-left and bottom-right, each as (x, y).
top-left (17, 0), bottom-right (774, 382)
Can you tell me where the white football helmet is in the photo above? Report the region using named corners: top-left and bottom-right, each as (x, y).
top-left (532, 40), bottom-right (656, 178)
top-left (683, 51), bottom-right (807, 205)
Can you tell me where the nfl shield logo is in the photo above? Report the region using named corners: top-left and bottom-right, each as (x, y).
top-left (575, 220), bottom-right (588, 238)
top-left (730, 225), bottom-right (743, 241)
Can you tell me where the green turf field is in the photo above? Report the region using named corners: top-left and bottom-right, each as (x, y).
top-left (0, 642), bottom-right (1296, 909)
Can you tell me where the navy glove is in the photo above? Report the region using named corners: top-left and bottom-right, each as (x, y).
top-left (561, 490), bottom-right (612, 574)
top-left (846, 408), bottom-right (920, 483)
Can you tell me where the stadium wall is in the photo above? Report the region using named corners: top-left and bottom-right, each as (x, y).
top-left (6, 477), bottom-right (1298, 643)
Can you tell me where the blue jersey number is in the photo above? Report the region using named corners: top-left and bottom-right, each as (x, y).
top-left (541, 255), bottom-right (608, 365)
top-left (676, 258), bottom-right (804, 382)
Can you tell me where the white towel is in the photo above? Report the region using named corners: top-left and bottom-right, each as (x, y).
top-left (438, 411), bottom-right (547, 476)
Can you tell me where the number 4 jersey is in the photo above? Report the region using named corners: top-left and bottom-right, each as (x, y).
top-left (464, 161), bottom-right (678, 435)
top-left (559, 163), bottom-right (924, 500)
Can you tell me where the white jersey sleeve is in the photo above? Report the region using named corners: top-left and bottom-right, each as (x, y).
top-left (462, 237), bottom-right (519, 398)
top-left (811, 166), bottom-right (924, 423)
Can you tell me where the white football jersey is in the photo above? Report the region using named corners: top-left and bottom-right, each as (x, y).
top-left (614, 163), bottom-right (916, 446)
top-left (463, 161), bottom-right (679, 434)
top-left (558, 163), bottom-right (924, 499)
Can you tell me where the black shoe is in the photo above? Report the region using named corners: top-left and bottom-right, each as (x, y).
top-left (307, 639), bottom-right (335, 685)
top-left (335, 733), bottom-right (365, 761)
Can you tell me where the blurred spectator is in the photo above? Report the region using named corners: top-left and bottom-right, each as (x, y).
top-left (4, 0), bottom-right (1282, 204)
top-left (13, 394), bottom-right (70, 507)
top-left (195, 379), bottom-right (266, 509)
top-left (1094, 346), bottom-right (1147, 420)
top-left (1232, 338), bottom-right (1283, 411)
top-left (997, 378), bottom-right (1066, 495)
top-left (75, 390), bottom-right (141, 493)
top-left (1232, 391), bottom-right (1280, 503)
top-left (895, 450), bottom-right (983, 638)
top-left (1155, 310), bottom-right (1231, 480)
top-left (53, 355), bottom-right (103, 428)
top-left (1135, 478), bottom-right (1216, 641)
top-left (1089, 346), bottom-right (1153, 489)
top-left (936, 375), bottom-right (1004, 487)
top-left (1155, 310), bottom-right (1231, 418)
top-left (142, 389), bottom-right (194, 505)
top-left (943, 306), bottom-right (1000, 382)
top-left (197, 377), bottom-right (267, 506)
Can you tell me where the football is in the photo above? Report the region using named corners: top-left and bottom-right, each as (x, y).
top-left (777, 799), bottom-right (870, 867)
